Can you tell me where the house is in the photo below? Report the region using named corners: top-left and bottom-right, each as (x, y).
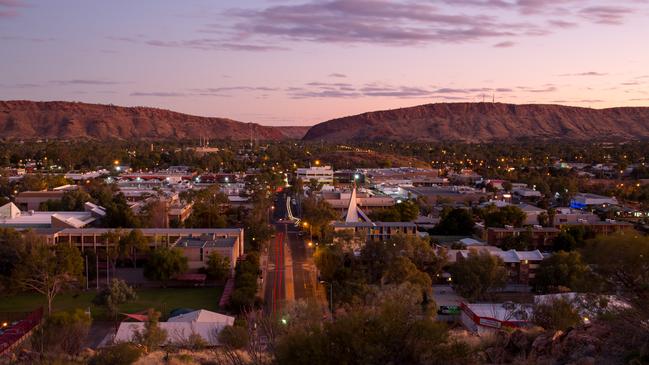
top-left (113, 309), bottom-right (234, 347)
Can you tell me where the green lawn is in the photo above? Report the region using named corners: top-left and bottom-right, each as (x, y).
top-left (0, 287), bottom-right (224, 320)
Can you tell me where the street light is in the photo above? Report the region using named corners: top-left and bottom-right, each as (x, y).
top-left (320, 280), bottom-right (334, 322)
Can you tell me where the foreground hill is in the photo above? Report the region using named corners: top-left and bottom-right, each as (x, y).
top-left (0, 100), bottom-right (289, 140)
top-left (302, 102), bottom-right (649, 142)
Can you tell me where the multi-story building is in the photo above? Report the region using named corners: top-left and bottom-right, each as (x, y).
top-left (296, 165), bottom-right (334, 184)
top-left (486, 227), bottom-right (560, 249)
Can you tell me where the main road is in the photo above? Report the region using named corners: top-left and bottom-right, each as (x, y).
top-left (263, 192), bottom-right (319, 316)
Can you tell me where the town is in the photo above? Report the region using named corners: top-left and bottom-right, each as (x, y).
top-left (0, 139), bottom-right (647, 364)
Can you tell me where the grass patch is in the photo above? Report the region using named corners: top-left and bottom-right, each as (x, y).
top-left (0, 287), bottom-right (224, 319)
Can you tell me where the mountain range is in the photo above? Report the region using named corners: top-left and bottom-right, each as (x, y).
top-left (0, 100), bottom-right (307, 141)
top-left (303, 102), bottom-right (649, 142)
top-left (2, 100), bottom-right (649, 142)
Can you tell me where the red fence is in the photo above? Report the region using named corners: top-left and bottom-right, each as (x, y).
top-left (0, 307), bottom-right (43, 356)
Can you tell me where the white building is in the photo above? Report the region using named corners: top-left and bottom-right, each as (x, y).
top-left (296, 165), bottom-right (334, 184)
top-left (113, 309), bottom-right (235, 347)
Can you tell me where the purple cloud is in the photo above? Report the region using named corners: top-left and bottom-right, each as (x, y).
top-left (224, 0), bottom-right (545, 46)
top-left (579, 6), bottom-right (633, 25)
top-left (329, 73), bottom-right (347, 78)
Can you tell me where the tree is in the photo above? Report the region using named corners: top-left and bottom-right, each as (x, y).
top-left (93, 278), bottom-right (137, 320)
top-left (133, 308), bottom-right (167, 353)
top-left (301, 196), bottom-right (338, 239)
top-left (581, 233), bottom-right (649, 323)
top-left (432, 208), bottom-right (475, 235)
top-left (13, 244), bottom-right (84, 314)
top-left (534, 251), bottom-right (589, 293)
top-left (0, 228), bottom-right (22, 291)
top-left (143, 247), bottom-right (188, 286)
top-left (482, 205), bottom-right (526, 228)
top-left (552, 231), bottom-right (577, 252)
top-left (274, 297), bottom-right (469, 365)
top-left (32, 309), bottom-right (92, 356)
top-left (206, 251), bottom-right (231, 283)
top-left (368, 200), bottom-right (420, 222)
top-left (118, 229), bottom-right (148, 268)
top-left (184, 185), bottom-right (229, 228)
top-left (449, 250), bottom-right (507, 301)
top-left (533, 298), bottom-right (581, 331)
top-left (382, 256), bottom-right (432, 294)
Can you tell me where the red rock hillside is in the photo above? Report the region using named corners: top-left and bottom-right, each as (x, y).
top-left (302, 102), bottom-right (649, 142)
top-left (0, 100), bottom-right (289, 140)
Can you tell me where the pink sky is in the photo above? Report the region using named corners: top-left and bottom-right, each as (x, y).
top-left (1, 0), bottom-right (649, 126)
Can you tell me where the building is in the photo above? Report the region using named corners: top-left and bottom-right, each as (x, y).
top-left (15, 189), bottom-right (69, 211)
top-left (333, 221), bottom-right (417, 242)
top-left (403, 186), bottom-right (489, 206)
top-left (174, 235), bottom-right (241, 274)
top-left (570, 193), bottom-right (618, 209)
top-left (320, 189), bottom-right (395, 214)
top-left (486, 227), bottom-right (559, 249)
top-left (553, 207), bottom-right (600, 226)
top-left (460, 302), bottom-right (532, 335)
top-left (451, 246), bottom-right (544, 285)
top-left (556, 220), bottom-right (633, 235)
top-left (364, 167), bottom-right (444, 186)
top-left (0, 202), bottom-right (105, 229)
top-left (296, 165), bottom-right (334, 184)
top-left (113, 309), bottom-right (234, 347)
top-left (518, 203), bottom-right (547, 226)
top-left (46, 228), bottom-right (244, 255)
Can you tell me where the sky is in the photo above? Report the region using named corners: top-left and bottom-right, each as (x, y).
top-left (1, 0), bottom-right (649, 126)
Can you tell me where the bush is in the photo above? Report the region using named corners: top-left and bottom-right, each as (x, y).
top-left (89, 343), bottom-right (143, 365)
top-left (218, 325), bottom-right (249, 349)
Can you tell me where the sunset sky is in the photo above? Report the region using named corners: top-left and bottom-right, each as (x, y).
top-left (2, 0), bottom-right (649, 126)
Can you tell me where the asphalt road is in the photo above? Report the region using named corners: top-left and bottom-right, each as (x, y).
top-left (263, 192), bottom-right (318, 316)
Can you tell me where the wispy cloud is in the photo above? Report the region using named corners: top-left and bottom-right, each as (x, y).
top-left (493, 40), bottom-right (515, 47)
top-left (130, 92), bottom-right (187, 97)
top-left (109, 35), bottom-right (287, 52)
top-left (559, 71), bottom-right (608, 76)
top-left (50, 79), bottom-right (125, 86)
top-left (328, 73), bottom-right (347, 78)
top-left (286, 81), bottom-right (526, 99)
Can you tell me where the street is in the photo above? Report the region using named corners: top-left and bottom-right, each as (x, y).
top-left (263, 192), bottom-right (320, 316)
